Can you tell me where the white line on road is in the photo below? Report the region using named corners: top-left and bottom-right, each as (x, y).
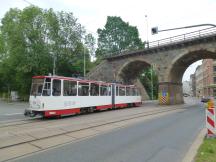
top-left (2, 113), bottom-right (23, 116)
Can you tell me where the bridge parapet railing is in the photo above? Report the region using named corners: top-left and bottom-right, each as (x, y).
top-left (148, 27), bottom-right (216, 48)
top-left (104, 27), bottom-right (216, 59)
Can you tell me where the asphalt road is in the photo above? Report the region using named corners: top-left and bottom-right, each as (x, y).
top-left (0, 100), bottom-right (159, 122)
top-left (0, 100), bottom-right (27, 122)
top-left (12, 103), bottom-right (205, 162)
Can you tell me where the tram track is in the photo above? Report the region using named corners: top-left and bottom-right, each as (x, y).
top-left (1, 107), bottom-right (156, 128)
top-left (0, 103), bottom-right (199, 162)
top-left (0, 118), bottom-right (41, 128)
top-left (0, 104), bottom-right (179, 129)
top-left (0, 105), bottom-right (189, 150)
top-left (0, 100), bottom-right (196, 129)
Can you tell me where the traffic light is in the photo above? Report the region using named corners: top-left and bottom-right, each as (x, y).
top-left (151, 27), bottom-right (158, 35)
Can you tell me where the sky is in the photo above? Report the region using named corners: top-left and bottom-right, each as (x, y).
top-left (0, 0), bottom-right (215, 81)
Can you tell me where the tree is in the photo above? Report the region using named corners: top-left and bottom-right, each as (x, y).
top-left (0, 6), bottom-right (95, 99)
top-left (139, 68), bottom-right (158, 99)
top-left (0, 7), bottom-right (52, 97)
top-left (44, 9), bottom-right (86, 76)
top-left (96, 16), bottom-right (144, 57)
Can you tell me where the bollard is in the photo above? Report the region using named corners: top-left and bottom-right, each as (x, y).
top-left (206, 98), bottom-right (216, 138)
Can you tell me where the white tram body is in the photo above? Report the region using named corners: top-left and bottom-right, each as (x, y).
top-left (25, 76), bottom-right (142, 117)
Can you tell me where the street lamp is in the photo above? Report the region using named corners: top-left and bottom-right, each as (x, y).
top-left (53, 54), bottom-right (56, 76)
top-left (150, 65), bottom-right (154, 100)
top-left (151, 27), bottom-right (158, 35)
top-left (50, 51), bottom-right (56, 76)
top-left (151, 24), bottom-right (216, 35)
top-left (83, 48), bottom-right (86, 78)
top-left (145, 15), bottom-right (149, 48)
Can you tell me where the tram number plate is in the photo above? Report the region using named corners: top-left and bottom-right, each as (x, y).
top-left (64, 101), bottom-right (76, 107)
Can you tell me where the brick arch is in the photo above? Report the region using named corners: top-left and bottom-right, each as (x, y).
top-left (167, 49), bottom-right (216, 84)
top-left (116, 58), bottom-right (152, 82)
top-left (157, 48), bottom-right (216, 105)
top-left (115, 58), bottom-right (153, 100)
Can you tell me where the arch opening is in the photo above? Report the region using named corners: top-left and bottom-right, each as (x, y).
top-left (117, 60), bottom-right (158, 100)
top-left (169, 50), bottom-right (216, 84)
top-left (162, 49), bottom-right (216, 105)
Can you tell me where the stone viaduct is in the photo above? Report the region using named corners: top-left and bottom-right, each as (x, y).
top-left (87, 27), bottom-right (216, 105)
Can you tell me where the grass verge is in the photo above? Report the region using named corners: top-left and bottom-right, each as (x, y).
top-left (194, 138), bottom-right (216, 162)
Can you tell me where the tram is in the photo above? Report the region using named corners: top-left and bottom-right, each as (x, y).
top-left (24, 75), bottom-right (142, 117)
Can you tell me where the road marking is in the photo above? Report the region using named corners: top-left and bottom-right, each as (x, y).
top-left (3, 113), bottom-right (23, 116)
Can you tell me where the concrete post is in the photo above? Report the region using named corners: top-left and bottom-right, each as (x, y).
top-left (158, 82), bottom-right (184, 105)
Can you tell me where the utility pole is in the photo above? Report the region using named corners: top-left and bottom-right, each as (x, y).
top-left (53, 54), bottom-right (56, 76)
top-left (51, 52), bottom-right (56, 76)
top-left (145, 15), bottom-right (149, 48)
top-left (83, 48), bottom-right (86, 78)
top-left (150, 65), bottom-right (154, 100)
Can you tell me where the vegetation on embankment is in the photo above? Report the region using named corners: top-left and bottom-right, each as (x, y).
top-left (194, 138), bottom-right (216, 162)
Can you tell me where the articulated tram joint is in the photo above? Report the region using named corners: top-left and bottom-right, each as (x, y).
top-left (24, 109), bottom-right (36, 117)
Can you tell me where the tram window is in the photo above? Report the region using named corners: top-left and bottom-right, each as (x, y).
top-left (42, 83), bottom-right (51, 96)
top-left (126, 87), bottom-right (131, 96)
top-left (90, 83), bottom-right (99, 96)
top-left (52, 79), bottom-right (61, 96)
top-left (135, 88), bottom-right (139, 96)
top-left (100, 85), bottom-right (108, 96)
top-left (116, 86), bottom-right (119, 96)
top-left (30, 79), bottom-right (44, 96)
top-left (78, 82), bottom-right (89, 96)
top-left (134, 89), bottom-right (137, 96)
top-left (45, 78), bottom-right (51, 82)
top-left (137, 90), bottom-right (140, 96)
top-left (42, 78), bottom-right (51, 96)
top-left (108, 85), bottom-right (111, 96)
top-left (119, 87), bottom-right (126, 96)
top-left (63, 80), bottom-right (77, 96)
top-left (132, 88), bottom-right (136, 96)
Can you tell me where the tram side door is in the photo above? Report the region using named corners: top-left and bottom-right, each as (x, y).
top-left (111, 84), bottom-right (115, 108)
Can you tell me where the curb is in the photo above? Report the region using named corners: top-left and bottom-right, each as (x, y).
top-left (182, 128), bottom-right (206, 162)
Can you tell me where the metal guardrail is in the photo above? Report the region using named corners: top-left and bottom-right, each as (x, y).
top-left (147, 27), bottom-right (216, 48)
top-left (105, 27), bottom-right (216, 58)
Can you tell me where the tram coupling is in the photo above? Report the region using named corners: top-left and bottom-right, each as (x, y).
top-left (24, 109), bottom-right (36, 117)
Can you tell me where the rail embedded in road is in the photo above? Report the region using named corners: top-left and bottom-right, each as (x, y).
top-left (0, 104), bottom-right (191, 162)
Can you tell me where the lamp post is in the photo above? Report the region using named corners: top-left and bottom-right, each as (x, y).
top-left (50, 51), bottom-right (56, 76)
top-left (151, 24), bottom-right (216, 35)
top-left (145, 15), bottom-right (149, 48)
top-left (150, 65), bottom-right (154, 100)
top-left (83, 48), bottom-right (86, 78)
top-left (53, 54), bottom-right (56, 76)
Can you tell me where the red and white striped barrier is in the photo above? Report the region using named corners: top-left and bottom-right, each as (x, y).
top-left (206, 108), bottom-right (216, 137)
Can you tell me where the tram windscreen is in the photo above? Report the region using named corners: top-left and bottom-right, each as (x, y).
top-left (30, 78), bottom-right (44, 96)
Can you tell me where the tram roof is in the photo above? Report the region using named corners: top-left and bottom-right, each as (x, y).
top-left (32, 75), bottom-right (136, 87)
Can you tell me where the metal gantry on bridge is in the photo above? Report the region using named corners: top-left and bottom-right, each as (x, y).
top-left (149, 26), bottom-right (216, 48)
top-left (105, 26), bottom-right (216, 58)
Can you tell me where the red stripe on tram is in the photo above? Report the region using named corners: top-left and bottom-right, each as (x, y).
top-left (44, 108), bottom-right (80, 117)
